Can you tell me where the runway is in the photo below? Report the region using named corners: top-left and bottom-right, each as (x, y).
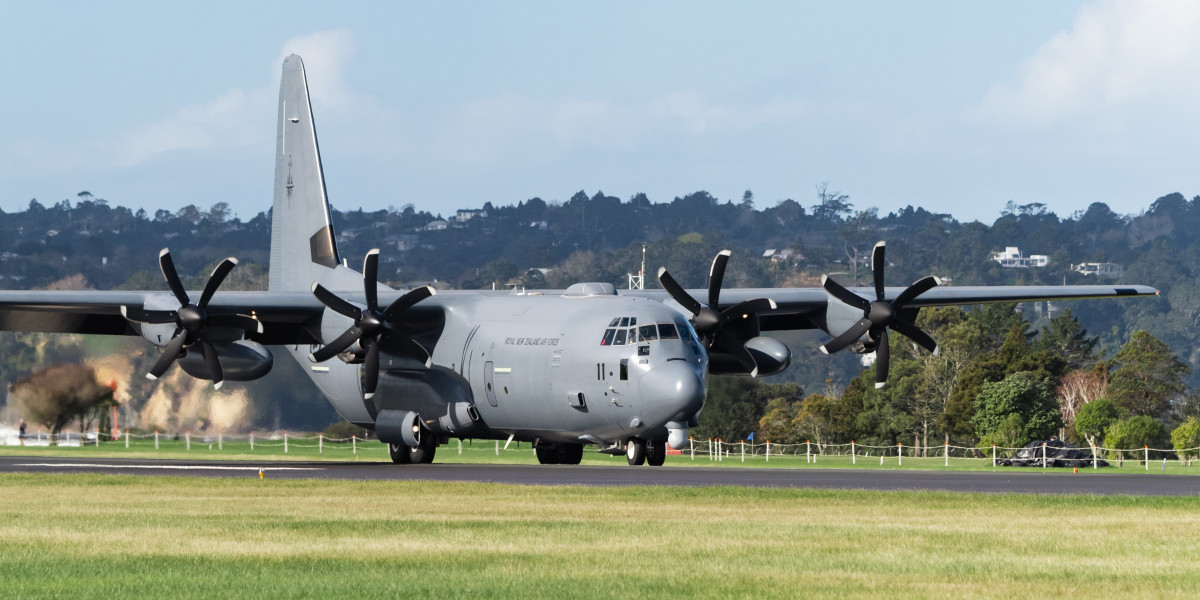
top-left (3, 455), bottom-right (1199, 495)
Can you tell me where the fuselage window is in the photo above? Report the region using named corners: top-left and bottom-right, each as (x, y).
top-left (658, 323), bottom-right (679, 339)
top-left (612, 328), bottom-right (627, 345)
top-left (601, 329), bottom-right (616, 345)
top-left (639, 324), bottom-right (658, 341)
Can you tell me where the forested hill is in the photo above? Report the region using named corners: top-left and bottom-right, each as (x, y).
top-left (0, 188), bottom-right (1196, 432)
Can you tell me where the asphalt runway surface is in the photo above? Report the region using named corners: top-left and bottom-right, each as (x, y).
top-left (3, 455), bottom-right (1199, 496)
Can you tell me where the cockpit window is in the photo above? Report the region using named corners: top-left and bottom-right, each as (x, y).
top-left (619, 317), bottom-right (629, 327)
top-left (608, 318), bottom-right (620, 327)
top-left (658, 323), bottom-right (679, 339)
top-left (639, 324), bottom-right (658, 341)
top-left (612, 328), bottom-right (628, 345)
top-left (677, 318), bottom-right (697, 344)
top-left (600, 329), bottom-right (616, 345)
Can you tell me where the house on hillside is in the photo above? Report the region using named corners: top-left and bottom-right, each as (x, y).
top-left (991, 246), bottom-right (1048, 268)
top-left (1072, 262), bottom-right (1124, 278)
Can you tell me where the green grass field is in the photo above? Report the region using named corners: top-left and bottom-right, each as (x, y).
top-left (4, 436), bottom-right (1200, 475)
top-left (1, 473), bottom-right (1198, 599)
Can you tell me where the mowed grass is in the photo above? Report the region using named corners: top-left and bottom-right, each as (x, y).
top-left (0, 474), bottom-right (1199, 599)
top-left (5, 437), bottom-right (1200, 475)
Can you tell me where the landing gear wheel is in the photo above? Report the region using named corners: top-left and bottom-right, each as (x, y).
top-left (389, 442), bottom-right (413, 464)
top-left (626, 438), bottom-right (646, 466)
top-left (646, 440), bottom-right (666, 466)
top-left (536, 445), bottom-right (560, 465)
top-left (556, 443), bottom-right (584, 465)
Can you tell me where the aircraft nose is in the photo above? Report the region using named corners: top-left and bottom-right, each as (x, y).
top-left (640, 360), bottom-right (705, 420)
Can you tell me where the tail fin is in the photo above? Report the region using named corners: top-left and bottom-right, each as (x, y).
top-left (269, 54), bottom-right (343, 291)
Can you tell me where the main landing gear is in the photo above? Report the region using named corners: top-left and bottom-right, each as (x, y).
top-left (535, 442), bottom-right (584, 465)
top-left (389, 425), bottom-right (438, 464)
top-left (626, 438), bottom-right (666, 466)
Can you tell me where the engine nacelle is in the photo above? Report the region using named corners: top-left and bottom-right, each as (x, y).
top-left (745, 336), bottom-right (791, 376)
top-left (376, 409), bottom-right (421, 446)
top-left (178, 340), bottom-right (273, 382)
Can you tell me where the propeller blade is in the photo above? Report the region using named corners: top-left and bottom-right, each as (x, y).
top-left (874, 328), bottom-right (890, 388)
top-left (309, 326), bottom-right (363, 362)
top-left (713, 328), bottom-right (758, 377)
top-left (363, 249), bottom-right (380, 312)
top-left (893, 275), bottom-right (940, 309)
top-left (820, 317), bottom-right (872, 354)
top-left (362, 337), bottom-right (379, 400)
top-left (657, 267), bottom-right (703, 316)
top-left (312, 283), bottom-right (363, 321)
top-left (889, 317), bottom-right (938, 354)
top-left (206, 314), bottom-right (263, 335)
top-left (822, 276), bottom-right (872, 312)
top-left (707, 250), bottom-right (731, 309)
top-left (121, 306), bottom-right (177, 324)
top-left (381, 286), bottom-right (435, 321)
top-left (201, 340), bottom-right (224, 389)
top-left (720, 298), bottom-right (777, 322)
top-left (158, 249), bottom-right (190, 307)
top-left (871, 241), bottom-right (886, 301)
top-left (147, 330), bottom-right (188, 380)
top-left (197, 258), bottom-right (238, 309)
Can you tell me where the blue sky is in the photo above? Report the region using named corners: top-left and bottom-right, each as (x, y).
top-left (2, 1), bottom-right (1198, 223)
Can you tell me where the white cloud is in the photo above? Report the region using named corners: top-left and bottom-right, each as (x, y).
top-left (278, 29), bottom-right (358, 110)
top-left (431, 92), bottom-right (809, 165)
top-left (977, 0), bottom-right (1200, 128)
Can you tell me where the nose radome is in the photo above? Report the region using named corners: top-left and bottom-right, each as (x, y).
top-left (640, 360), bottom-right (705, 420)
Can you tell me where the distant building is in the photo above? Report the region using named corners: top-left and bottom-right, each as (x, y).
top-left (1072, 262), bottom-right (1124, 278)
top-left (422, 219), bottom-right (449, 231)
top-left (455, 209), bottom-right (487, 222)
top-left (991, 246), bottom-right (1048, 268)
top-left (762, 248), bottom-right (795, 263)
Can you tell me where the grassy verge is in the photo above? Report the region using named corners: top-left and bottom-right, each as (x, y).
top-left (3, 437), bottom-right (1200, 474)
top-left (0, 474), bottom-right (1198, 598)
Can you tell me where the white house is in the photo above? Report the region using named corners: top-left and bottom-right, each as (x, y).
top-left (991, 247), bottom-right (1048, 268)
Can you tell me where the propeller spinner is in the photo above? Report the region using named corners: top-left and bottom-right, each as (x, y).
top-left (657, 250), bottom-right (777, 377)
top-left (308, 249), bottom-right (436, 400)
top-left (820, 241), bottom-right (939, 388)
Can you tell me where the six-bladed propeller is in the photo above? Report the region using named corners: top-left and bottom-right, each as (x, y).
top-left (308, 249), bottom-right (436, 399)
top-left (657, 250), bottom-right (777, 377)
top-left (820, 241), bottom-right (940, 388)
top-left (121, 248), bottom-right (261, 388)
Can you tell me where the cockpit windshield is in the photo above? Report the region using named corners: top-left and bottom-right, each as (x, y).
top-left (600, 317), bottom-right (680, 346)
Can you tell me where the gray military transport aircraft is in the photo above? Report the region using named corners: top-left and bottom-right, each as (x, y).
top-left (0, 56), bottom-right (1158, 466)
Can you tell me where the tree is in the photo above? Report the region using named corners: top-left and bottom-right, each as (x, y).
top-left (1075, 397), bottom-right (1122, 447)
top-left (811, 182), bottom-right (852, 223)
top-left (758, 397), bottom-right (799, 444)
top-left (1056, 365), bottom-right (1108, 440)
top-left (740, 190), bottom-right (755, 209)
top-left (8, 364), bottom-right (114, 444)
top-left (1104, 416), bottom-right (1169, 460)
top-left (1108, 330), bottom-right (1189, 421)
top-left (971, 372), bottom-right (1062, 452)
top-left (1170, 417), bottom-right (1200, 462)
top-left (1035, 309), bottom-right (1098, 370)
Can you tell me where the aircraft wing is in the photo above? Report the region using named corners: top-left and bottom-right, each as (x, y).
top-left (0, 290), bottom-right (325, 345)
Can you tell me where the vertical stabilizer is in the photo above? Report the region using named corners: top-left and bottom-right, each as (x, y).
top-left (269, 55), bottom-right (342, 291)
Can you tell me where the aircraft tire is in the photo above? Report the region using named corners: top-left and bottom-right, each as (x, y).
top-left (410, 431), bottom-right (437, 464)
top-left (626, 438), bottom-right (646, 466)
top-left (645, 440), bottom-right (666, 466)
top-left (535, 445), bottom-right (560, 465)
top-left (556, 443), bottom-right (584, 465)
top-left (389, 442), bottom-right (414, 464)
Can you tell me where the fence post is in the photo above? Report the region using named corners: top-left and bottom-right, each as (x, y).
top-left (250, 431), bottom-right (255, 451)
top-left (284, 431), bottom-right (288, 454)
top-left (352, 435), bottom-right (357, 455)
top-left (806, 440), bottom-right (811, 464)
top-left (741, 440), bottom-right (745, 463)
top-left (186, 431), bottom-right (190, 451)
top-left (1042, 442), bottom-right (1047, 468)
top-left (218, 433), bottom-right (222, 451)
top-left (992, 444), bottom-right (996, 468)
top-left (689, 437), bottom-right (694, 460)
top-left (124, 429), bottom-right (129, 449)
top-left (1145, 446), bottom-right (1149, 471)
top-left (766, 440), bottom-right (770, 462)
top-left (1092, 444), bottom-right (1097, 469)
top-left (495, 440), bottom-right (499, 455)
top-left (319, 433), bottom-right (323, 454)
top-left (945, 443), bottom-right (949, 467)
top-left (458, 439), bottom-right (463, 455)
top-left (852, 441), bottom-right (856, 465)
top-left (154, 430), bottom-right (159, 450)
top-left (898, 442), bottom-right (902, 466)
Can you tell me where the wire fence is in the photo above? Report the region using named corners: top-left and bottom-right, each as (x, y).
top-left (3, 429), bottom-right (1199, 471)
